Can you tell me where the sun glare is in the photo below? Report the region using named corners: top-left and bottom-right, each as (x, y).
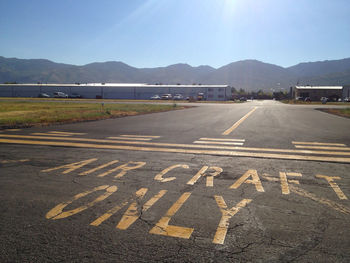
top-left (222, 0), bottom-right (238, 17)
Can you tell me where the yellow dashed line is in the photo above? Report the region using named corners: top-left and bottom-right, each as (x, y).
top-left (0, 134), bottom-right (350, 157)
top-left (199, 138), bottom-right (245, 142)
top-left (107, 136), bottom-right (153, 141)
top-left (49, 131), bottom-right (86, 135)
top-left (1, 138), bottom-right (350, 163)
top-left (193, 141), bottom-right (244, 146)
top-left (295, 145), bottom-right (350, 151)
top-left (120, 135), bottom-right (160, 138)
top-left (293, 141), bottom-right (346, 147)
top-left (0, 159), bottom-right (29, 164)
top-left (31, 133), bottom-right (73, 137)
top-left (4, 129), bottom-right (22, 132)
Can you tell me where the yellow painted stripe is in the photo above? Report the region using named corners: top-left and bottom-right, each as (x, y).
top-left (49, 131), bottom-right (86, 135)
top-left (0, 134), bottom-right (350, 156)
top-left (31, 133), bottom-right (72, 137)
top-left (47, 185), bottom-right (117, 220)
top-left (1, 138), bottom-right (350, 163)
top-left (186, 166), bottom-right (208, 185)
top-left (213, 198), bottom-right (252, 244)
top-left (79, 160), bottom-right (119, 176)
top-left (290, 185), bottom-right (350, 215)
top-left (107, 136), bottom-right (152, 141)
top-left (292, 141), bottom-right (346, 147)
top-left (199, 138), bottom-right (245, 142)
top-left (0, 159), bottom-right (29, 164)
top-left (167, 193), bottom-right (190, 217)
top-left (4, 129), bottom-right (22, 131)
top-left (263, 175), bottom-right (350, 214)
top-left (142, 190), bottom-right (167, 211)
top-left (149, 192), bottom-right (194, 239)
top-left (120, 135), bottom-right (160, 138)
top-left (315, 175), bottom-right (348, 200)
top-left (222, 107), bottom-right (257, 135)
top-left (193, 141), bottom-right (244, 146)
top-left (116, 188), bottom-right (148, 230)
top-left (279, 172), bottom-right (290, 195)
top-left (295, 145), bottom-right (350, 151)
top-left (117, 190), bottom-right (167, 230)
top-left (90, 201), bottom-right (129, 226)
top-left (90, 188), bottom-right (149, 227)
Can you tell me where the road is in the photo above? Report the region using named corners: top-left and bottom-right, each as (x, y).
top-left (0, 100), bottom-right (349, 262)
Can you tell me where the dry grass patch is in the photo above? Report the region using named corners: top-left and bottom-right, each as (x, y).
top-left (281, 100), bottom-right (348, 105)
top-left (318, 108), bottom-right (350, 119)
top-left (0, 101), bottom-right (182, 129)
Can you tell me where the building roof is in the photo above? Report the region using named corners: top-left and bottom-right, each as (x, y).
top-left (295, 86), bottom-right (343, 90)
top-left (0, 83), bottom-right (228, 88)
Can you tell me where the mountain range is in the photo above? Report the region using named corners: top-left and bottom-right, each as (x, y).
top-left (1, 56), bottom-right (350, 91)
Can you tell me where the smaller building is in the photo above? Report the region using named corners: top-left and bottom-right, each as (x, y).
top-left (344, 85), bottom-right (350, 99)
top-left (292, 86), bottom-right (345, 101)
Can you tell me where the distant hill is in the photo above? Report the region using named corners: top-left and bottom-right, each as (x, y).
top-left (287, 58), bottom-right (350, 77)
top-left (202, 60), bottom-right (296, 91)
top-left (139, 63), bottom-right (216, 84)
top-left (1, 56), bottom-right (350, 91)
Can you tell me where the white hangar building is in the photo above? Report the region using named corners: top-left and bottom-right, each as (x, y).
top-left (0, 83), bottom-right (231, 101)
top-left (292, 85), bottom-right (350, 101)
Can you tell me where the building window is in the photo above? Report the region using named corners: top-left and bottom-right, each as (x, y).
top-left (208, 88), bottom-right (213, 92)
top-left (218, 88), bottom-right (224, 91)
top-left (218, 95), bottom-right (224, 98)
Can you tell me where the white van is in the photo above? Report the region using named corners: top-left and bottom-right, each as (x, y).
top-left (53, 92), bottom-right (68, 98)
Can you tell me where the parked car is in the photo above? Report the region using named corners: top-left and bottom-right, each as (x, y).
top-left (186, 96), bottom-right (196, 102)
top-left (161, 94), bottom-right (172, 100)
top-left (328, 97), bottom-right (339, 102)
top-left (197, 93), bottom-right (205, 101)
top-left (173, 94), bottom-right (184, 100)
top-left (38, 93), bottom-right (50, 98)
top-left (304, 97), bottom-right (311, 102)
top-left (53, 92), bottom-right (68, 98)
top-left (150, 94), bottom-right (161, 100)
top-left (344, 97), bottom-right (349, 102)
top-left (239, 97), bottom-right (247, 101)
top-left (69, 93), bottom-right (82, 98)
top-left (320, 97), bottom-right (328, 104)
top-left (296, 97), bottom-right (304, 101)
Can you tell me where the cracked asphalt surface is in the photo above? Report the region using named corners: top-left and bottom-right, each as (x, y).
top-left (0, 100), bottom-right (349, 262)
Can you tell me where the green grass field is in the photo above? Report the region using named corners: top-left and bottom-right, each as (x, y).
top-left (281, 99), bottom-right (349, 105)
top-left (0, 101), bottom-right (180, 129)
top-left (319, 108), bottom-right (350, 118)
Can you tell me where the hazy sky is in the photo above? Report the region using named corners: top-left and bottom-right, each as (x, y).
top-left (1, 0), bottom-right (349, 68)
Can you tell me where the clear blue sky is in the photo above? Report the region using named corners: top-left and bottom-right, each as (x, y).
top-left (1, 0), bottom-right (349, 68)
